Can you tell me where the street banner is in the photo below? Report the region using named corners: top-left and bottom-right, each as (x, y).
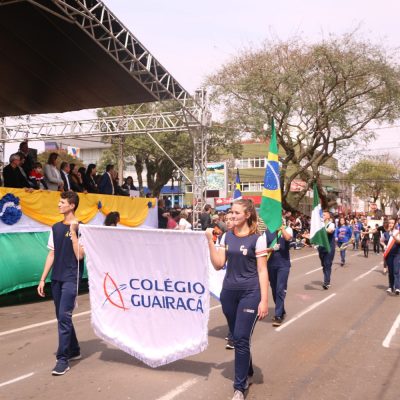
top-left (80, 226), bottom-right (210, 368)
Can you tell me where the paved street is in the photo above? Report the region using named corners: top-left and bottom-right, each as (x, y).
top-left (1, 248), bottom-right (399, 400)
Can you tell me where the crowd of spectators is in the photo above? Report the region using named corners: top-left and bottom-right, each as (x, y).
top-left (1, 142), bottom-right (138, 197)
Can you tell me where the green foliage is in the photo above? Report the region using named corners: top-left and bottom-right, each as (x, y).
top-left (206, 33), bottom-right (400, 211)
top-left (347, 157), bottom-right (398, 206)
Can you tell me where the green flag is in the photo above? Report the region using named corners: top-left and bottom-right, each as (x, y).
top-left (310, 184), bottom-right (331, 252)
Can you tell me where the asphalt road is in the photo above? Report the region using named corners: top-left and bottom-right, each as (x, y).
top-left (1, 247), bottom-right (399, 400)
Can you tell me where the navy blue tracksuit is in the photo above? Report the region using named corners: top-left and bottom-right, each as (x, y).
top-left (318, 223), bottom-right (336, 285)
top-left (220, 230), bottom-right (266, 393)
top-left (49, 222), bottom-right (84, 365)
top-left (265, 230), bottom-right (291, 319)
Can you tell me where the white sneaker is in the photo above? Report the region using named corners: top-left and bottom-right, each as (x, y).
top-left (395, 289), bottom-right (400, 296)
top-left (386, 287), bottom-right (393, 294)
top-left (232, 390), bottom-right (244, 400)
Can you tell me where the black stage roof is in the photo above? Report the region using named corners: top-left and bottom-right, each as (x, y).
top-left (0, 0), bottom-right (187, 117)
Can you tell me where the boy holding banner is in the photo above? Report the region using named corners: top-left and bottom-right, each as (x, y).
top-left (37, 191), bottom-right (85, 376)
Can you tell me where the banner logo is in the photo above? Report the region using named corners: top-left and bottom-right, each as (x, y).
top-left (103, 273), bottom-right (129, 311)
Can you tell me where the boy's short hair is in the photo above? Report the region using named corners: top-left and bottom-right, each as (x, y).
top-left (61, 190), bottom-right (79, 211)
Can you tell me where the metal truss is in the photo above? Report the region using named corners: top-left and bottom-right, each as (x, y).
top-left (24, 0), bottom-right (199, 120)
top-left (1, 111), bottom-right (201, 142)
top-left (1, 105), bottom-right (210, 227)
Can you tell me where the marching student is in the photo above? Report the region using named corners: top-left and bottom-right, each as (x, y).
top-left (335, 217), bottom-right (353, 266)
top-left (383, 218), bottom-right (400, 295)
top-left (206, 199), bottom-right (269, 400)
top-left (37, 191), bottom-right (85, 376)
top-left (361, 222), bottom-right (371, 258)
top-left (265, 222), bottom-right (293, 327)
top-left (318, 211), bottom-right (336, 290)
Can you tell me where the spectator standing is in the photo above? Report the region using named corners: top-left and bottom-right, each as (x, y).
top-left (99, 164), bottom-right (115, 195)
top-left (60, 162), bottom-right (72, 192)
top-left (200, 204), bottom-right (212, 230)
top-left (69, 164), bottom-right (84, 192)
top-left (158, 199), bottom-right (169, 229)
top-left (44, 153), bottom-right (64, 191)
top-left (178, 210), bottom-right (192, 230)
top-left (19, 141), bottom-right (35, 177)
top-left (83, 164), bottom-right (98, 193)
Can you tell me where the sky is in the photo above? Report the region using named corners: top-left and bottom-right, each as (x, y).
top-left (5, 0), bottom-right (400, 158)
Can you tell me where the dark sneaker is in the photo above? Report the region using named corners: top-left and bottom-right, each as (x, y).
top-left (272, 317), bottom-right (283, 327)
top-left (52, 362), bottom-right (70, 376)
top-left (322, 284), bottom-right (331, 290)
top-left (225, 340), bottom-right (235, 350)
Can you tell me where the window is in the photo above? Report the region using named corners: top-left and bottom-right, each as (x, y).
top-left (185, 184), bottom-right (193, 193)
top-left (228, 182), bottom-right (263, 192)
top-left (236, 158), bottom-right (267, 169)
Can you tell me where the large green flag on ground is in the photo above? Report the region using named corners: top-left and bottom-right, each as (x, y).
top-left (259, 119), bottom-right (282, 232)
top-left (310, 184), bottom-right (331, 252)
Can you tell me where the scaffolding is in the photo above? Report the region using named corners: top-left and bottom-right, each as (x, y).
top-left (0, 0), bottom-right (212, 226)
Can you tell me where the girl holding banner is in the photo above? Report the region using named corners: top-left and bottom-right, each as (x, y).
top-left (206, 199), bottom-right (270, 400)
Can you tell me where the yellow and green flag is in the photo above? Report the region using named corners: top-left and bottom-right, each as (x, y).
top-left (259, 119), bottom-right (282, 232)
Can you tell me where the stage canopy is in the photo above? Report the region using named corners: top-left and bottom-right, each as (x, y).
top-left (0, 0), bottom-right (190, 117)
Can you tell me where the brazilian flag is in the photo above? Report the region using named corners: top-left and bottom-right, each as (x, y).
top-left (233, 168), bottom-right (242, 200)
top-left (259, 119), bottom-right (282, 232)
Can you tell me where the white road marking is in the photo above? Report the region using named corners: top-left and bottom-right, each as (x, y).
top-left (275, 293), bottom-right (337, 332)
top-left (155, 378), bottom-right (201, 400)
top-left (353, 265), bottom-right (379, 282)
top-left (0, 372), bottom-right (34, 388)
top-left (0, 305), bottom-right (222, 337)
top-left (382, 313), bottom-right (400, 348)
top-left (305, 267), bottom-right (322, 276)
top-left (292, 253), bottom-right (318, 262)
top-left (0, 310), bottom-right (91, 337)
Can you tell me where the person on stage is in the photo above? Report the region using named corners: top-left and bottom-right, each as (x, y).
top-left (206, 199), bottom-right (269, 400)
top-left (37, 191), bottom-right (85, 376)
top-left (318, 211), bottom-right (336, 290)
top-left (265, 222), bottom-right (293, 327)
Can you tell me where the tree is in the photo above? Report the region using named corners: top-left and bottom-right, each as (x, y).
top-left (347, 157), bottom-right (398, 208)
top-left (206, 33), bottom-right (400, 211)
top-left (97, 103), bottom-right (242, 197)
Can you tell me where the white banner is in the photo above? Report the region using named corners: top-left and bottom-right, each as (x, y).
top-left (80, 226), bottom-right (210, 368)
